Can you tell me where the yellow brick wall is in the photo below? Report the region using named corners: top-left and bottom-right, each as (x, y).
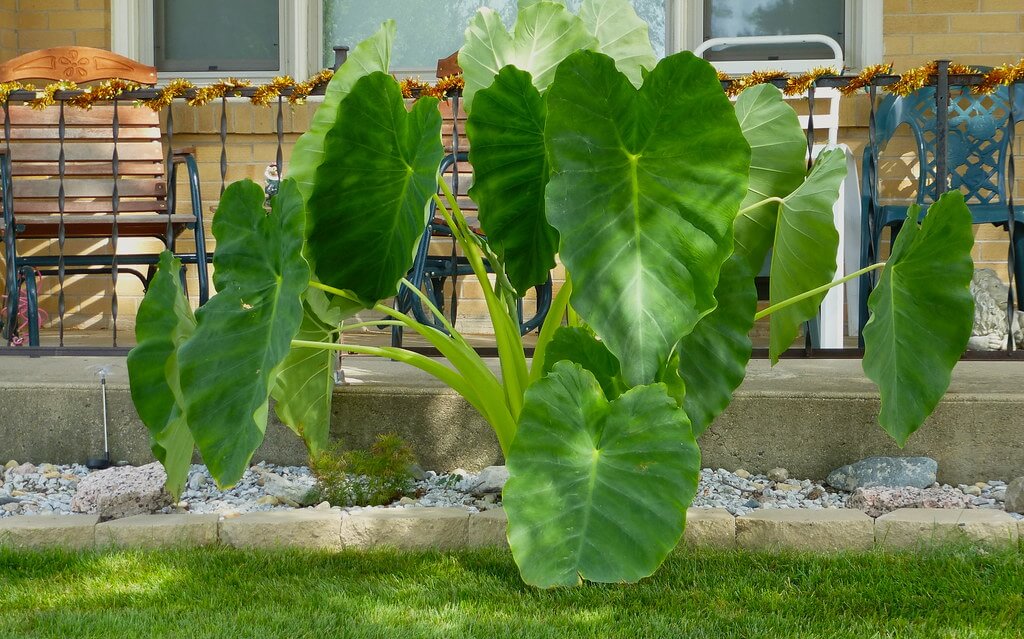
top-left (9, 0), bottom-right (110, 54)
top-left (0, 0), bottom-right (16, 62)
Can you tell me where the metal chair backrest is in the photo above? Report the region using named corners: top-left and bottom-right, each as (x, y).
top-left (873, 83), bottom-right (1024, 206)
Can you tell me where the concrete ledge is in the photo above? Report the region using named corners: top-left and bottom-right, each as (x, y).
top-left (466, 509), bottom-right (508, 548)
top-left (684, 508), bottom-right (736, 549)
top-left (220, 511), bottom-right (343, 550)
top-left (96, 514), bottom-right (219, 549)
top-left (0, 515), bottom-right (97, 549)
top-left (340, 507), bottom-right (470, 550)
top-left (736, 509), bottom-right (875, 552)
top-left (875, 508), bottom-right (1020, 549)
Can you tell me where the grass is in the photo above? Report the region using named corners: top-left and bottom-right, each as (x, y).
top-left (0, 544), bottom-right (1022, 638)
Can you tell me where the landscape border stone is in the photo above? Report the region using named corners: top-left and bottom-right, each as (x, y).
top-left (0, 508), bottom-right (1021, 555)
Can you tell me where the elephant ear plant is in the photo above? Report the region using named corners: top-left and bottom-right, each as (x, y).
top-left (129, 1), bottom-right (976, 587)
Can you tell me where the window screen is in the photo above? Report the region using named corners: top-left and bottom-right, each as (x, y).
top-left (323, 0), bottom-right (666, 71)
top-left (154, 0), bottom-right (280, 73)
top-left (703, 0), bottom-right (844, 62)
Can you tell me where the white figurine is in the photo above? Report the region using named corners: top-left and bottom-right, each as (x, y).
top-left (967, 268), bottom-right (1024, 350)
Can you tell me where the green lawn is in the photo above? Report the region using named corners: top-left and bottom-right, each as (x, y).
top-left (1, 545), bottom-right (1022, 638)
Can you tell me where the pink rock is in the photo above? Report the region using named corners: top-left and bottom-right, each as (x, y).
top-left (71, 462), bottom-right (173, 520)
top-left (848, 486), bottom-right (973, 518)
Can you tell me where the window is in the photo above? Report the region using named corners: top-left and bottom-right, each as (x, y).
top-left (322, 0), bottom-right (667, 72)
top-left (154, 0), bottom-right (280, 73)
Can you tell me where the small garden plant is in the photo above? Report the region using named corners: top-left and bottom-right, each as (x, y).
top-left (308, 435), bottom-right (416, 507)
top-left (129, 0), bottom-right (976, 587)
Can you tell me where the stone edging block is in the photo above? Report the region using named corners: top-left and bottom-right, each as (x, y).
top-left (96, 514), bottom-right (220, 549)
top-left (684, 508), bottom-right (736, 549)
top-left (875, 508), bottom-right (1020, 549)
top-left (220, 510), bottom-right (343, 550)
top-left (736, 508), bottom-right (874, 552)
top-left (340, 507), bottom-right (470, 550)
top-left (466, 509), bottom-right (508, 548)
top-left (0, 515), bottom-right (98, 549)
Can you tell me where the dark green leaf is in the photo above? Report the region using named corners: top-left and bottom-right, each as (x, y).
top-left (467, 66), bottom-right (556, 294)
top-left (732, 84), bottom-right (808, 270)
top-left (676, 254), bottom-right (758, 435)
top-left (768, 148), bottom-right (846, 362)
top-left (127, 251), bottom-right (196, 497)
top-left (306, 72), bottom-right (443, 307)
top-left (862, 192), bottom-right (975, 446)
top-left (178, 179), bottom-right (309, 487)
top-left (545, 50), bottom-right (749, 385)
top-left (504, 361), bottom-right (701, 587)
top-left (541, 326), bottom-right (624, 399)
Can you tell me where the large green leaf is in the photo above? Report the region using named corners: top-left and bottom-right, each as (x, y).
top-left (504, 361), bottom-right (700, 587)
top-left (460, 1), bottom-right (595, 111)
top-left (579, 0), bottom-right (657, 88)
top-left (545, 50), bottom-right (749, 385)
top-left (767, 148), bottom-right (846, 362)
top-left (676, 254), bottom-right (758, 435)
top-left (467, 66), bottom-right (556, 293)
top-left (541, 326), bottom-right (624, 400)
top-left (732, 84), bottom-right (808, 270)
top-left (288, 21), bottom-right (393, 202)
top-left (127, 251), bottom-right (196, 497)
top-left (305, 72), bottom-right (443, 307)
top-left (271, 298), bottom-right (342, 455)
top-left (178, 179), bottom-right (309, 487)
top-left (862, 192), bottom-right (975, 446)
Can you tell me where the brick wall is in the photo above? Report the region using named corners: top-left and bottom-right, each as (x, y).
top-left (9, 0), bottom-right (110, 54)
top-left (0, 0), bottom-right (16, 62)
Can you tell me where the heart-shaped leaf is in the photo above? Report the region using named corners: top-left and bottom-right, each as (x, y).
top-left (504, 361), bottom-right (700, 588)
top-left (732, 84), bottom-right (808, 270)
top-left (467, 66), bottom-right (557, 294)
top-left (127, 251), bottom-right (196, 497)
top-left (288, 21), bottom-right (393, 202)
top-left (545, 50), bottom-right (749, 385)
top-left (460, 2), bottom-right (595, 111)
top-left (675, 254), bottom-right (758, 435)
top-left (541, 326), bottom-right (624, 400)
top-left (178, 179), bottom-right (309, 487)
top-left (579, 0), bottom-right (657, 88)
top-left (768, 147), bottom-right (846, 362)
top-left (862, 191), bottom-right (975, 446)
top-left (305, 72), bottom-right (443, 307)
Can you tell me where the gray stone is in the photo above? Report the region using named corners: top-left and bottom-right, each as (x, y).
top-left (736, 509), bottom-right (874, 552)
top-left (827, 456), bottom-right (937, 491)
top-left (0, 515), bottom-right (98, 549)
top-left (262, 473), bottom-right (316, 507)
top-left (466, 509), bottom-right (508, 548)
top-left (11, 462), bottom-right (35, 475)
top-left (407, 464), bottom-right (427, 482)
top-left (467, 466), bottom-right (508, 495)
top-left (96, 514), bottom-right (219, 548)
top-left (340, 507), bottom-right (470, 550)
top-left (1004, 477), bottom-right (1024, 514)
top-left (848, 486), bottom-right (972, 517)
top-left (0, 497), bottom-right (19, 506)
top-left (220, 511), bottom-right (343, 550)
top-left (684, 508), bottom-right (736, 549)
top-left (876, 508), bottom-right (1019, 549)
top-left (767, 467), bottom-right (789, 482)
top-left (70, 462), bottom-right (174, 520)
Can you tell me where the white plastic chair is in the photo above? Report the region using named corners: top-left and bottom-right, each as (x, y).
top-left (694, 35), bottom-right (860, 348)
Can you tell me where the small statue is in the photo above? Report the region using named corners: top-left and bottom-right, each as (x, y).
top-left (967, 268), bottom-right (1024, 350)
top-left (264, 163), bottom-right (280, 203)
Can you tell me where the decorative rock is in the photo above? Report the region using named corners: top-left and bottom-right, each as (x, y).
top-left (734, 469), bottom-right (751, 480)
top-left (220, 511), bottom-right (343, 550)
top-left (407, 464), bottom-right (427, 482)
top-left (314, 501), bottom-right (331, 511)
top-left (10, 463), bottom-right (35, 475)
top-left (0, 515), bottom-right (98, 549)
top-left (466, 509), bottom-right (508, 548)
top-left (827, 456), bottom-right (937, 491)
top-left (736, 509), bottom-right (874, 552)
top-left (187, 474), bottom-right (208, 492)
top-left (848, 486), bottom-right (972, 517)
top-left (0, 497), bottom-right (19, 506)
top-left (4, 460), bottom-right (17, 470)
top-left (96, 514), bottom-right (219, 549)
top-left (340, 507), bottom-right (470, 550)
top-left (465, 466), bottom-right (508, 495)
top-left (255, 495), bottom-right (281, 506)
top-left (1004, 477), bottom-right (1024, 514)
top-left (262, 473), bottom-right (316, 507)
top-left (767, 468), bottom-right (789, 482)
top-left (964, 485), bottom-right (982, 497)
top-left (71, 462), bottom-right (174, 520)
top-left (2, 503), bottom-right (20, 513)
top-left (875, 508), bottom-right (1019, 549)
top-left (683, 508), bottom-right (735, 549)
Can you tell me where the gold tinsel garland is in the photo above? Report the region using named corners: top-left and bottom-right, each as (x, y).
top-left (839, 63), bottom-right (893, 96)
top-left (974, 58), bottom-right (1024, 96)
top-left (784, 66), bottom-right (839, 96)
top-left (725, 70), bottom-right (788, 97)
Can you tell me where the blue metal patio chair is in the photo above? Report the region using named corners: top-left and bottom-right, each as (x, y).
top-left (858, 82), bottom-right (1024, 332)
top-left (393, 152), bottom-right (552, 347)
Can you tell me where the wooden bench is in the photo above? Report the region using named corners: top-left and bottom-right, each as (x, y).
top-left (0, 46), bottom-right (209, 345)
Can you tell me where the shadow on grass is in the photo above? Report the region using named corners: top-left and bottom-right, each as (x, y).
top-left (0, 543), bottom-right (1022, 638)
